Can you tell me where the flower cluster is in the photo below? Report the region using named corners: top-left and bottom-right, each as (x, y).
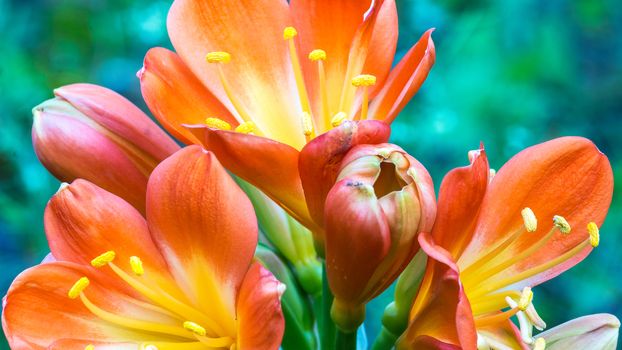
top-left (2, 0), bottom-right (618, 350)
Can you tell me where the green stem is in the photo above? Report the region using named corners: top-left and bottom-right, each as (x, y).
top-left (371, 327), bottom-right (397, 350)
top-left (321, 264), bottom-right (337, 350)
top-left (335, 329), bottom-right (357, 350)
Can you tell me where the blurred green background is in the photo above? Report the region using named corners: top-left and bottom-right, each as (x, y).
top-left (1, 0), bottom-right (620, 348)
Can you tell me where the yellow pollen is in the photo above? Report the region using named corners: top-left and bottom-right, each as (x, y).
top-left (533, 337), bottom-right (546, 350)
top-left (518, 287), bottom-right (533, 311)
top-left (235, 121), bottom-right (255, 134)
top-left (553, 215), bottom-right (571, 234)
top-left (91, 251), bottom-right (116, 268)
top-left (309, 49), bottom-right (327, 61)
top-left (521, 208), bottom-right (538, 232)
top-left (205, 51), bottom-right (231, 64)
top-left (205, 117), bottom-right (232, 131)
top-left (142, 346), bottom-right (158, 350)
top-left (183, 321), bottom-right (207, 336)
top-left (588, 222), bottom-right (600, 247)
top-left (331, 112), bottom-right (348, 127)
top-left (84, 345), bottom-right (94, 350)
top-left (68, 277), bottom-right (90, 299)
top-left (283, 26), bottom-right (298, 40)
top-left (301, 112), bottom-right (314, 137)
top-left (130, 256), bottom-right (144, 276)
top-left (351, 74), bottom-right (377, 87)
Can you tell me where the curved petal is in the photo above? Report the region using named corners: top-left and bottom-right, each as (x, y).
top-left (400, 233), bottom-right (477, 350)
top-left (433, 147), bottom-right (489, 260)
top-left (460, 137), bottom-right (614, 288)
top-left (146, 145), bottom-right (257, 335)
top-left (369, 29), bottom-right (436, 123)
top-left (236, 263), bottom-right (285, 350)
top-left (299, 120), bottom-right (391, 234)
top-left (477, 321), bottom-right (528, 350)
top-left (139, 47), bottom-right (236, 144)
top-left (186, 125), bottom-right (316, 230)
top-left (540, 314), bottom-right (620, 349)
top-left (292, 0), bottom-right (398, 118)
top-left (167, 0), bottom-right (305, 148)
top-left (2, 263), bottom-right (180, 349)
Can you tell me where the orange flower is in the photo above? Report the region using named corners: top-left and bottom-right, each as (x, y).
top-left (397, 137), bottom-right (613, 349)
top-left (2, 146), bottom-right (285, 350)
top-left (139, 0), bottom-right (435, 231)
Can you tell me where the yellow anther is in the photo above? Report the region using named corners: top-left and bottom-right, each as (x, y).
top-left (130, 256), bottom-right (144, 276)
top-left (553, 215), bottom-right (571, 234)
top-left (205, 117), bottom-right (232, 131)
top-left (183, 321), bottom-right (207, 336)
top-left (533, 337), bottom-right (546, 350)
top-left (331, 112), bottom-right (348, 127)
top-left (91, 251), bottom-right (116, 268)
top-left (301, 112), bottom-right (314, 136)
top-left (351, 74), bottom-right (377, 87)
top-left (235, 121), bottom-right (255, 134)
top-left (84, 345), bottom-right (94, 350)
top-left (518, 287), bottom-right (533, 311)
top-left (141, 345), bottom-right (158, 350)
top-left (588, 222), bottom-right (600, 247)
top-left (283, 26), bottom-right (298, 40)
top-left (68, 277), bottom-right (90, 299)
top-left (521, 208), bottom-right (538, 232)
top-left (309, 49), bottom-right (327, 61)
top-left (205, 51), bottom-right (231, 64)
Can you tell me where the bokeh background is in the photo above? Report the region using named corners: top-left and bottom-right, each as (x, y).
top-left (1, 0), bottom-right (621, 348)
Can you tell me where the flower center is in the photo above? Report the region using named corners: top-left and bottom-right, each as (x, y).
top-left (202, 26), bottom-right (377, 145)
top-left (67, 252), bottom-right (235, 349)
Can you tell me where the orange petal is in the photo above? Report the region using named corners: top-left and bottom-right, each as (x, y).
top-left (47, 340), bottom-right (138, 350)
top-left (369, 29), bottom-right (436, 123)
top-left (146, 146), bottom-right (257, 334)
top-left (432, 147), bottom-right (489, 260)
top-left (2, 262), bottom-right (171, 349)
top-left (460, 137), bottom-right (614, 287)
top-left (400, 233), bottom-right (477, 350)
top-left (186, 125), bottom-right (316, 230)
top-left (139, 47), bottom-right (235, 145)
top-left (236, 263), bottom-right (285, 350)
top-left (167, 0), bottom-right (305, 148)
top-left (292, 0), bottom-right (398, 117)
top-left (299, 120), bottom-right (391, 239)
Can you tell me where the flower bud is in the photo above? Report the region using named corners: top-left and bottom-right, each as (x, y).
top-left (32, 84), bottom-right (179, 213)
top-left (324, 144), bottom-right (436, 332)
top-left (539, 313), bottom-right (619, 349)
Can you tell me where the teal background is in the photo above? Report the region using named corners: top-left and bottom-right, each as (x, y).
top-left (1, 0), bottom-right (620, 348)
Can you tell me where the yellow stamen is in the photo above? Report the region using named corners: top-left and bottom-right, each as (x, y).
top-left (234, 121), bottom-right (255, 134)
top-left (184, 321), bottom-right (207, 336)
top-left (470, 290), bottom-right (522, 315)
top-left (588, 222), bottom-right (600, 247)
top-left (521, 208), bottom-right (538, 232)
top-left (331, 112), bottom-right (348, 127)
top-left (68, 277), bottom-right (89, 299)
top-left (204, 117), bottom-right (231, 131)
top-left (283, 26), bottom-right (311, 115)
top-left (309, 49), bottom-right (330, 130)
top-left (308, 49), bottom-right (326, 61)
top-left (130, 256), bottom-right (144, 276)
top-left (518, 287), bottom-right (533, 311)
top-left (553, 215), bottom-right (571, 234)
top-left (91, 251), bottom-right (116, 268)
top-left (301, 111), bottom-right (314, 141)
top-left (351, 74), bottom-right (376, 121)
top-left (205, 51), bottom-right (231, 64)
top-left (533, 337), bottom-right (546, 350)
top-left (474, 307), bottom-right (520, 327)
top-left (85, 345), bottom-right (94, 350)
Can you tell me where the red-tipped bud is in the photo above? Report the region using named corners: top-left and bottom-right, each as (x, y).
top-left (32, 84), bottom-right (179, 213)
top-left (325, 144), bottom-right (436, 331)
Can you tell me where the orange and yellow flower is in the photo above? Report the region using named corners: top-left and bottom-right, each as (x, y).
top-left (397, 137), bottom-right (613, 349)
top-left (2, 146), bottom-right (285, 350)
top-left (138, 0), bottom-right (435, 232)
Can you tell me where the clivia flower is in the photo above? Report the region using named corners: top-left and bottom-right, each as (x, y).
top-left (139, 0), bottom-right (436, 232)
top-left (397, 137), bottom-right (613, 349)
top-left (2, 146), bottom-right (285, 349)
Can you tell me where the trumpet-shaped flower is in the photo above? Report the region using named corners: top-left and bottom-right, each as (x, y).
top-left (32, 83), bottom-right (180, 213)
top-left (2, 146), bottom-right (285, 349)
top-left (397, 137), bottom-right (613, 349)
top-left (139, 0), bottom-right (435, 231)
